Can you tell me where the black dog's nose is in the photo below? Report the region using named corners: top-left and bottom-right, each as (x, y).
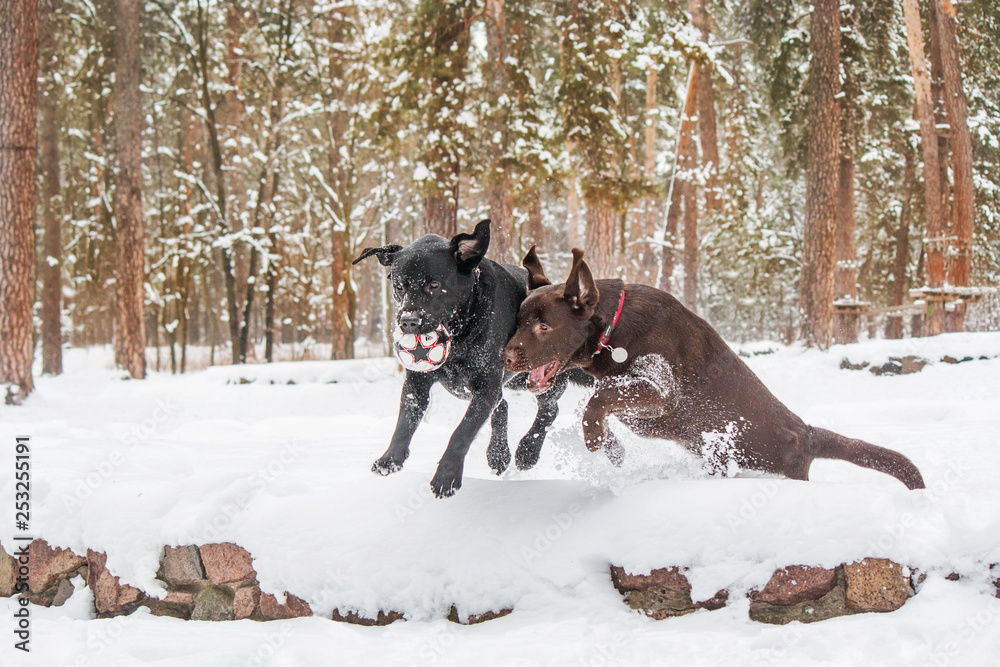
top-left (399, 312), bottom-right (421, 334)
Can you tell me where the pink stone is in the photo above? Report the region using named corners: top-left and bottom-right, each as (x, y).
top-left (753, 565), bottom-right (838, 606)
top-left (87, 550), bottom-right (145, 616)
top-left (198, 543), bottom-right (256, 585)
top-left (235, 586), bottom-right (261, 620)
top-left (28, 539), bottom-right (85, 594)
top-left (259, 592), bottom-right (313, 620)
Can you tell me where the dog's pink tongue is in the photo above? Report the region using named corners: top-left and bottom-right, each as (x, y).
top-left (528, 365), bottom-right (548, 387)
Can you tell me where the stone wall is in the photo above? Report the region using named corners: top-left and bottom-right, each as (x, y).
top-left (2, 539), bottom-right (997, 626)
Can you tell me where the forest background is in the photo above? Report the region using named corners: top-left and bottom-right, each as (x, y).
top-left (0, 0), bottom-right (998, 398)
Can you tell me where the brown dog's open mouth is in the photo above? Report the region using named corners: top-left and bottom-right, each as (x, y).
top-left (526, 360), bottom-right (560, 394)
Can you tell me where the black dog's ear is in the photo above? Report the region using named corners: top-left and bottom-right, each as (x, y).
top-left (450, 219), bottom-right (491, 272)
top-left (522, 246), bottom-right (551, 290)
top-left (563, 248), bottom-right (600, 317)
top-left (352, 244), bottom-right (403, 267)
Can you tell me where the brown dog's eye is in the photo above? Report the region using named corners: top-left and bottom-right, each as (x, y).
top-left (539, 322), bottom-right (550, 332)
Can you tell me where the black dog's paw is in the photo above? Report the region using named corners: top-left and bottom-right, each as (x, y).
top-left (515, 433), bottom-right (543, 470)
top-left (430, 463), bottom-right (463, 498)
top-left (487, 440), bottom-right (511, 476)
top-left (372, 456), bottom-right (404, 476)
top-left (604, 434), bottom-right (625, 467)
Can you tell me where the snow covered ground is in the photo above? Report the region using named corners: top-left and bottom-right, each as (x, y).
top-left (2, 333), bottom-right (1000, 666)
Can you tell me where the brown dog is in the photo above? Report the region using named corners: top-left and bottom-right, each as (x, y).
top-left (502, 247), bottom-right (925, 489)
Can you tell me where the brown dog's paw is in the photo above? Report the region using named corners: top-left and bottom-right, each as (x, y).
top-left (583, 433), bottom-right (603, 453)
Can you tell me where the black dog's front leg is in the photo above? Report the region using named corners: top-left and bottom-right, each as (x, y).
top-left (515, 372), bottom-right (569, 470)
top-left (372, 371), bottom-right (434, 476)
top-left (431, 382), bottom-right (503, 498)
top-left (487, 398), bottom-right (512, 475)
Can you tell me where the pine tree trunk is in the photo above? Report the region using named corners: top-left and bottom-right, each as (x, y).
top-left (327, 9), bottom-right (356, 360)
top-left (833, 151), bottom-right (858, 344)
top-left (694, 2), bottom-right (720, 218)
top-left (682, 176), bottom-right (699, 313)
top-left (566, 151), bottom-right (581, 250)
top-left (902, 0), bottom-right (946, 297)
top-left (526, 190), bottom-right (544, 248)
top-left (887, 152), bottom-right (914, 340)
top-left (834, 157), bottom-right (857, 302)
top-left (483, 0), bottom-right (513, 262)
top-left (424, 185), bottom-right (458, 238)
top-left (935, 0), bottom-right (974, 320)
top-left (331, 229), bottom-right (356, 360)
top-left (660, 62), bottom-right (698, 292)
top-left (192, 0), bottom-right (240, 361)
top-left (421, 0), bottom-right (471, 240)
top-left (927, 0), bottom-right (951, 227)
top-left (630, 62), bottom-right (658, 283)
top-left (661, 184), bottom-right (682, 292)
top-left (177, 111), bottom-right (196, 373)
top-left (112, 0), bottom-right (147, 378)
top-left (798, 0), bottom-right (841, 348)
top-left (263, 229), bottom-right (279, 363)
top-left (583, 187), bottom-right (618, 278)
top-left (0, 0), bottom-right (38, 400)
top-left (39, 12), bottom-right (63, 376)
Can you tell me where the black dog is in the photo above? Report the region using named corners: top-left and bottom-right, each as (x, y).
top-left (353, 220), bottom-right (582, 497)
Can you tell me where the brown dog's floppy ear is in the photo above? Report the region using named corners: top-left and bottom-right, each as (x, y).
top-left (522, 246), bottom-right (551, 290)
top-left (352, 244), bottom-right (403, 267)
top-left (450, 219), bottom-right (491, 273)
top-left (563, 248), bottom-right (599, 317)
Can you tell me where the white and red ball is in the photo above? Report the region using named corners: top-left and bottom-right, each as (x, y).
top-left (393, 323), bottom-right (452, 372)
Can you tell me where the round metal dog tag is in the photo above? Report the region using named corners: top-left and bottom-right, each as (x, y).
top-left (611, 347), bottom-right (628, 363)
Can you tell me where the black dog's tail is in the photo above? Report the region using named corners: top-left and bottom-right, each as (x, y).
top-left (810, 427), bottom-right (925, 490)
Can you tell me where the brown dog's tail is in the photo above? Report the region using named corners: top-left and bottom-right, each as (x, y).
top-left (810, 427), bottom-right (925, 490)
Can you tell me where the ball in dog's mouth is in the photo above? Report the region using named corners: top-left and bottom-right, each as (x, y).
top-left (526, 360), bottom-right (560, 393)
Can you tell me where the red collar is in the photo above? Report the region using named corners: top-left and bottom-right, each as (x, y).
top-left (595, 288), bottom-right (626, 356)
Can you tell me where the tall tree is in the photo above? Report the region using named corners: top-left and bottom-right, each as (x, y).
top-left (681, 146), bottom-right (699, 312)
top-left (629, 58), bottom-right (658, 282)
top-left (483, 0), bottom-right (514, 261)
top-left (798, 0), bottom-right (841, 347)
top-left (902, 0), bottom-right (945, 284)
top-left (935, 0), bottom-right (974, 296)
top-left (420, 0), bottom-right (473, 237)
top-left (0, 0), bottom-right (39, 400)
top-left (902, 0), bottom-right (947, 338)
top-left (833, 26), bottom-right (860, 344)
top-left (39, 0), bottom-right (63, 375)
top-left (659, 62), bottom-right (698, 292)
top-left (694, 0), bottom-right (719, 219)
top-left (887, 149), bottom-right (915, 339)
top-left (326, 8), bottom-right (356, 361)
top-left (559, 0), bottom-right (632, 278)
top-left (112, 0), bottom-right (147, 378)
